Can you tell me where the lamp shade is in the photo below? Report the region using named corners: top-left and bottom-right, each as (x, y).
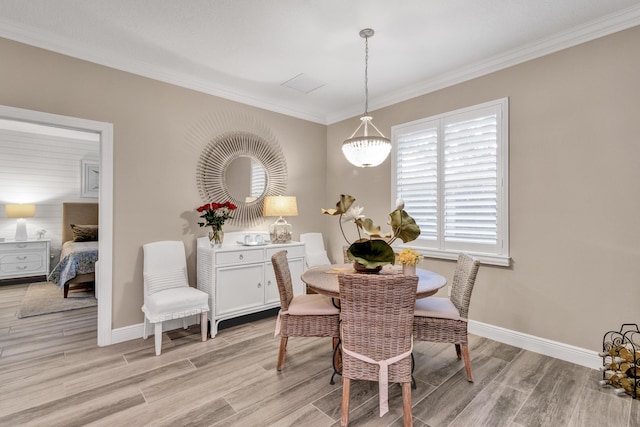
top-left (6, 204), bottom-right (36, 219)
top-left (263, 196), bottom-right (298, 217)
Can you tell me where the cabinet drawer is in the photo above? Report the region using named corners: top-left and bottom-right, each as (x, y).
top-left (0, 241), bottom-right (48, 252)
top-left (0, 253), bottom-right (43, 264)
top-left (267, 244), bottom-right (305, 259)
top-left (215, 249), bottom-right (264, 265)
top-left (0, 260), bottom-right (44, 275)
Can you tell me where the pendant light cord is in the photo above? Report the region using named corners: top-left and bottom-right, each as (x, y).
top-left (364, 34), bottom-right (369, 115)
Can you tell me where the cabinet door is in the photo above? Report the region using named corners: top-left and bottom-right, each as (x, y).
top-left (216, 264), bottom-right (264, 315)
top-left (264, 263), bottom-right (279, 305)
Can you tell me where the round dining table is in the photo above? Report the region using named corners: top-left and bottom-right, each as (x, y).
top-left (301, 263), bottom-right (447, 299)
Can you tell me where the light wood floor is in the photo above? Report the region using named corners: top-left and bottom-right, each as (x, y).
top-left (1, 282), bottom-right (638, 426)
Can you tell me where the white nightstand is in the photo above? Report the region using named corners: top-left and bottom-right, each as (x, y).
top-left (0, 240), bottom-right (50, 281)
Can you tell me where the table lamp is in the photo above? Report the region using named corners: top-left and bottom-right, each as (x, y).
top-left (6, 204), bottom-right (36, 241)
top-left (263, 196), bottom-right (298, 243)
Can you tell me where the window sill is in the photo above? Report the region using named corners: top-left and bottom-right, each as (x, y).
top-left (395, 246), bottom-right (511, 267)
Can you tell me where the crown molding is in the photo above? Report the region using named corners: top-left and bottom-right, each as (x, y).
top-left (2, 5), bottom-right (640, 127)
top-left (0, 19), bottom-right (327, 124)
top-left (327, 4), bottom-right (640, 124)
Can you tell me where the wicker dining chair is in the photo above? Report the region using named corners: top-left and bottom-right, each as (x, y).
top-left (413, 253), bottom-right (480, 382)
top-left (339, 273), bottom-right (418, 427)
top-left (271, 250), bottom-right (340, 371)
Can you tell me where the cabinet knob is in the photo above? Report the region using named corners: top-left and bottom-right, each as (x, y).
top-left (17, 256), bottom-right (27, 260)
top-left (239, 254), bottom-right (244, 260)
top-left (267, 280), bottom-right (272, 286)
top-left (17, 244), bottom-right (27, 248)
top-left (257, 282), bottom-right (262, 288)
top-left (16, 265), bottom-right (27, 270)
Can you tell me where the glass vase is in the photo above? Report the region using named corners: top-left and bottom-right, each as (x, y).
top-left (209, 227), bottom-right (224, 248)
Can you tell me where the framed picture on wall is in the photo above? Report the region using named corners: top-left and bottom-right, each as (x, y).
top-left (81, 160), bottom-right (100, 198)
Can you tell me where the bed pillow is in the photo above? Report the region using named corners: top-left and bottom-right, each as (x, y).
top-left (144, 268), bottom-right (188, 294)
top-left (71, 224), bottom-right (99, 242)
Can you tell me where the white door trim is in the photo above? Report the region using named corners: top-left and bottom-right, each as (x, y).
top-left (0, 105), bottom-right (114, 346)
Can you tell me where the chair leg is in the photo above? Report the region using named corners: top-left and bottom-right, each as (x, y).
top-left (154, 322), bottom-right (163, 356)
top-left (143, 317), bottom-right (149, 340)
top-left (455, 343), bottom-right (462, 359)
top-left (402, 382), bottom-right (413, 427)
top-left (201, 313), bottom-right (207, 342)
top-left (461, 344), bottom-right (473, 382)
top-left (276, 336), bottom-right (288, 371)
top-left (341, 377), bottom-right (351, 426)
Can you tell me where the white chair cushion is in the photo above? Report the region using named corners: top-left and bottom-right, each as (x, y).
top-left (306, 251), bottom-right (331, 268)
top-left (144, 267), bottom-right (188, 294)
top-left (287, 294), bottom-right (340, 315)
top-left (414, 297), bottom-right (464, 321)
top-left (142, 287), bottom-right (209, 323)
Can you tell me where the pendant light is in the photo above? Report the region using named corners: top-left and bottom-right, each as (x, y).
top-left (342, 28), bottom-right (391, 168)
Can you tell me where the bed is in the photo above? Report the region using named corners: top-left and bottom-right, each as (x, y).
top-left (48, 202), bottom-right (99, 298)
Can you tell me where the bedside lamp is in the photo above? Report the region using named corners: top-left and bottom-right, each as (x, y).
top-left (263, 196), bottom-right (298, 244)
top-left (6, 204), bottom-right (36, 241)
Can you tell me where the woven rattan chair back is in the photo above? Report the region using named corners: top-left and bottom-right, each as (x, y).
top-left (271, 250), bottom-right (340, 371)
top-left (338, 273), bottom-right (418, 426)
top-left (272, 250), bottom-right (294, 311)
top-left (412, 253), bottom-right (480, 383)
top-left (449, 253), bottom-right (480, 319)
top-left (342, 245), bottom-right (351, 263)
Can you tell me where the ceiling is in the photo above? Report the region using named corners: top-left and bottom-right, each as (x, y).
top-left (1, 1), bottom-right (640, 124)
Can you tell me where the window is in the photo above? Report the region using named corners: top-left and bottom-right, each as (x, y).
top-left (392, 98), bottom-right (509, 266)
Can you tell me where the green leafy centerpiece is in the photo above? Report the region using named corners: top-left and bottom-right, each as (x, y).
top-left (322, 194), bottom-right (420, 272)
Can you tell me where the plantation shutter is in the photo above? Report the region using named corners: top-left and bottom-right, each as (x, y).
top-left (392, 98), bottom-right (508, 264)
top-left (443, 110), bottom-right (498, 246)
top-left (395, 123), bottom-right (439, 242)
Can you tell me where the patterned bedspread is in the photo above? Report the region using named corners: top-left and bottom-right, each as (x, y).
top-left (48, 241), bottom-right (98, 289)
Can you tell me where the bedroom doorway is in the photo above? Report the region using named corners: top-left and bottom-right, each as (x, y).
top-left (0, 105), bottom-right (113, 347)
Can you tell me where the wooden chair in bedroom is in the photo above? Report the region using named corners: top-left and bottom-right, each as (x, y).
top-left (142, 241), bottom-right (210, 356)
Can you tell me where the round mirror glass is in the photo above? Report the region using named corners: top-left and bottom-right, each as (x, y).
top-left (225, 156), bottom-right (266, 203)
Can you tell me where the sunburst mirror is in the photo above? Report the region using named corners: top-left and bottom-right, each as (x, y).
top-left (196, 131), bottom-right (287, 227)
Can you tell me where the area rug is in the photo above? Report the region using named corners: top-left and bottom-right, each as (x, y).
top-left (17, 281), bottom-right (97, 318)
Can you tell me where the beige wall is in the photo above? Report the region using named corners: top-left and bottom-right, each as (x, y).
top-left (2, 25), bottom-right (639, 350)
top-left (327, 26), bottom-right (640, 351)
top-left (0, 37), bottom-right (327, 328)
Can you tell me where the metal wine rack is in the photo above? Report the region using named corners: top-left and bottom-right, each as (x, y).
top-left (600, 323), bottom-right (639, 399)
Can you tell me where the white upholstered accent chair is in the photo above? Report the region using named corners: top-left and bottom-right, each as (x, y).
top-left (413, 253), bottom-right (480, 381)
top-left (300, 232), bottom-right (332, 268)
top-left (271, 250), bottom-right (340, 371)
top-left (142, 241), bottom-right (209, 356)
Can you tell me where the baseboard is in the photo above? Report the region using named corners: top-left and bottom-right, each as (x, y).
top-left (110, 318), bottom-right (197, 345)
top-left (108, 317), bottom-right (601, 369)
top-left (468, 320), bottom-right (601, 369)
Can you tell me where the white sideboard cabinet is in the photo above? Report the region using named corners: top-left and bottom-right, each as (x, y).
top-left (196, 233), bottom-right (306, 338)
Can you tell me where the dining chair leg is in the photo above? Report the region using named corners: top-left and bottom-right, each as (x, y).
top-left (402, 382), bottom-right (413, 427)
top-left (277, 336), bottom-right (288, 371)
top-left (341, 377), bottom-right (351, 426)
top-left (200, 313), bottom-right (207, 342)
top-left (461, 344), bottom-right (473, 382)
top-left (455, 343), bottom-right (462, 359)
top-left (154, 322), bottom-right (163, 356)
